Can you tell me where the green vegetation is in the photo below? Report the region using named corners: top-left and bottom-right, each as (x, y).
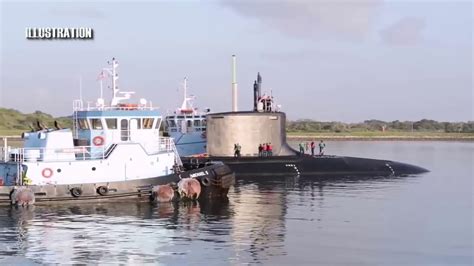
top-left (0, 108), bottom-right (472, 140)
top-left (0, 108), bottom-right (72, 136)
top-left (287, 119), bottom-right (474, 133)
top-left (287, 119), bottom-right (474, 140)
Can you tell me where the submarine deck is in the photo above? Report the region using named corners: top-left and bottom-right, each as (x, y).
top-left (182, 155), bottom-right (429, 177)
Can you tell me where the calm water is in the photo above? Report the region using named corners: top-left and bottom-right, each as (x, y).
top-left (0, 141), bottom-right (472, 265)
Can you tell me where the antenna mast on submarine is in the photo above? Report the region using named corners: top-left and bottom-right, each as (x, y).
top-left (232, 55), bottom-right (238, 112)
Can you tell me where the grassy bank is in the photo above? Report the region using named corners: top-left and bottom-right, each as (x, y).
top-left (287, 131), bottom-right (474, 141)
top-left (0, 130), bottom-right (23, 137)
top-left (0, 108), bottom-right (71, 137)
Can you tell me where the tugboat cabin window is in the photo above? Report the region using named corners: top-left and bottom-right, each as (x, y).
top-left (168, 120), bottom-right (176, 128)
top-left (194, 120), bottom-right (201, 127)
top-left (90, 118), bottom-right (103, 130)
top-left (187, 120), bottom-right (192, 128)
top-left (78, 119), bottom-right (90, 130)
top-left (143, 118), bottom-right (154, 129)
top-left (121, 119), bottom-right (129, 141)
top-left (155, 118), bottom-right (162, 129)
top-left (202, 119), bottom-right (207, 126)
top-left (106, 118), bottom-right (117, 129)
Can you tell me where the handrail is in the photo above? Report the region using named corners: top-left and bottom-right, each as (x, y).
top-left (7, 145), bottom-right (106, 163)
top-left (73, 104), bottom-right (157, 112)
top-left (1, 136), bottom-right (181, 163)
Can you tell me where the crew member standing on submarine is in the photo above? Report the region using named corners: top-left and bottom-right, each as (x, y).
top-left (299, 142), bottom-right (305, 155)
top-left (236, 143), bottom-right (242, 157)
top-left (319, 140), bottom-right (326, 156)
top-left (234, 144), bottom-right (238, 157)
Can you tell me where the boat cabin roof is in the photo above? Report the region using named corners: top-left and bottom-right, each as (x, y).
top-left (76, 109), bottom-right (161, 118)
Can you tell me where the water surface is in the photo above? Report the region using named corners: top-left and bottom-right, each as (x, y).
top-left (1, 141), bottom-right (472, 265)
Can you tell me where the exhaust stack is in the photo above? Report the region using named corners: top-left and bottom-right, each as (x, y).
top-left (232, 55), bottom-right (238, 112)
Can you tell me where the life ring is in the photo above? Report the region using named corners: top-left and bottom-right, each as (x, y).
top-left (42, 168), bottom-right (53, 178)
top-left (92, 136), bottom-right (105, 146)
top-left (70, 187), bottom-right (83, 197)
top-left (201, 176), bottom-right (211, 187)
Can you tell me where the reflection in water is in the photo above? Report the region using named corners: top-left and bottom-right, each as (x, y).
top-left (0, 200), bottom-right (233, 264)
top-left (0, 174), bottom-right (405, 265)
top-left (231, 179), bottom-right (288, 264)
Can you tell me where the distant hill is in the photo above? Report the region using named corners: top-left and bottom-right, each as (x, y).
top-left (0, 108), bottom-right (72, 134)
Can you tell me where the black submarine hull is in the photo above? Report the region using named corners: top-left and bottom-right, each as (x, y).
top-left (183, 155), bottom-right (429, 177)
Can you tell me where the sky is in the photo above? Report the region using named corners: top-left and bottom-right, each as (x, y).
top-left (0, 0), bottom-right (472, 122)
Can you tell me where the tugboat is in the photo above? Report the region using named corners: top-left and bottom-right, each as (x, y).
top-left (180, 56), bottom-right (429, 177)
top-left (0, 58), bottom-right (234, 206)
top-left (164, 78), bottom-right (208, 156)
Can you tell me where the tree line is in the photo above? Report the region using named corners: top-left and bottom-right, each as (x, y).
top-left (1, 108), bottom-right (473, 134)
top-left (286, 119), bottom-right (474, 133)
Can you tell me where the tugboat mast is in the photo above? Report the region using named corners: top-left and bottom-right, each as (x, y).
top-left (110, 57), bottom-right (119, 106)
top-left (182, 77), bottom-right (188, 110)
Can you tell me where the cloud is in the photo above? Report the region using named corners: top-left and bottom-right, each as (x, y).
top-left (380, 17), bottom-right (426, 45)
top-left (49, 7), bottom-right (105, 19)
top-left (221, 0), bottom-right (383, 40)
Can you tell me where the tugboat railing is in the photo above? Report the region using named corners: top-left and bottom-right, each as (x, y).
top-left (5, 145), bottom-right (108, 163)
top-left (72, 104), bottom-right (156, 112)
top-left (1, 136), bottom-right (181, 164)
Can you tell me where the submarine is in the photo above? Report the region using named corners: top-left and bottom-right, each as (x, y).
top-left (182, 56), bottom-right (428, 177)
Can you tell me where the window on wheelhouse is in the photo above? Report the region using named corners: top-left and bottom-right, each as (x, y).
top-left (106, 118), bottom-right (117, 129)
top-left (90, 118), bottom-right (103, 130)
top-left (143, 118), bottom-right (154, 129)
top-left (165, 118), bottom-right (176, 132)
top-left (155, 118), bottom-right (162, 129)
top-left (78, 119), bottom-right (90, 130)
top-left (193, 120), bottom-right (201, 131)
top-left (187, 120), bottom-right (192, 128)
top-left (121, 119), bottom-right (129, 141)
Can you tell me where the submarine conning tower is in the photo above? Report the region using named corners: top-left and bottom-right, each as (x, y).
top-left (207, 72), bottom-right (297, 157)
